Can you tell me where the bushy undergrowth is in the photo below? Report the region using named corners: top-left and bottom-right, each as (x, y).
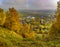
top-left (0, 27), bottom-right (60, 47)
top-left (0, 27), bottom-right (23, 47)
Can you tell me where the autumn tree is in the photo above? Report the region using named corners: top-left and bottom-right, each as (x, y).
top-left (20, 23), bottom-right (36, 38)
top-left (49, 1), bottom-right (60, 38)
top-left (0, 8), bottom-right (6, 26)
top-left (4, 8), bottom-right (22, 32)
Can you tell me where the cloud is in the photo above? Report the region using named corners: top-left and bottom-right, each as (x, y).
top-left (0, 0), bottom-right (57, 10)
top-left (28, 0), bottom-right (57, 10)
top-left (1, 0), bottom-right (27, 9)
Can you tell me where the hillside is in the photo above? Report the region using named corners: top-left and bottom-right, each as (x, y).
top-left (0, 27), bottom-right (23, 47)
top-left (0, 1), bottom-right (60, 46)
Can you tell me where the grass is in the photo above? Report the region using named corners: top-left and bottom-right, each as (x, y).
top-left (0, 27), bottom-right (23, 47)
top-left (0, 27), bottom-right (60, 47)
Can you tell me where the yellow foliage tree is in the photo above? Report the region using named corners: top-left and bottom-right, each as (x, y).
top-left (4, 8), bottom-right (22, 32)
top-left (49, 1), bottom-right (60, 38)
top-left (0, 8), bottom-right (6, 26)
top-left (20, 23), bottom-right (36, 38)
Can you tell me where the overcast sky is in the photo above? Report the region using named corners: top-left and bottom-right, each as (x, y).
top-left (0, 0), bottom-right (59, 10)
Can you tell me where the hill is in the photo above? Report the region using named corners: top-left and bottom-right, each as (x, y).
top-left (0, 27), bottom-right (23, 47)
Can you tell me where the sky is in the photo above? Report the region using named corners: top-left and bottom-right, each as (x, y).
top-left (0, 0), bottom-right (59, 10)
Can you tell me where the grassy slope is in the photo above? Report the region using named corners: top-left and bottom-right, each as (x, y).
top-left (0, 27), bottom-right (23, 47)
top-left (0, 27), bottom-right (60, 47)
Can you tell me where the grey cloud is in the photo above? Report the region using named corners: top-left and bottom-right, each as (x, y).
top-left (0, 0), bottom-right (57, 10)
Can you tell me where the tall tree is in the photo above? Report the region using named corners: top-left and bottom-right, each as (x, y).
top-left (0, 8), bottom-right (6, 26)
top-left (49, 0), bottom-right (60, 38)
top-left (4, 8), bottom-right (22, 32)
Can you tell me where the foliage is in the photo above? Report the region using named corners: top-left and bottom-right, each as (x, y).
top-left (0, 27), bottom-right (23, 47)
top-left (49, 1), bottom-right (60, 39)
top-left (0, 8), bottom-right (6, 26)
top-left (0, 5), bottom-right (60, 47)
top-left (4, 8), bottom-right (22, 32)
top-left (0, 27), bottom-right (60, 47)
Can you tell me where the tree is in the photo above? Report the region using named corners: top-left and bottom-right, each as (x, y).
top-left (0, 8), bottom-right (6, 26)
top-left (4, 8), bottom-right (22, 32)
top-left (20, 23), bottom-right (36, 38)
top-left (49, 1), bottom-right (60, 38)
